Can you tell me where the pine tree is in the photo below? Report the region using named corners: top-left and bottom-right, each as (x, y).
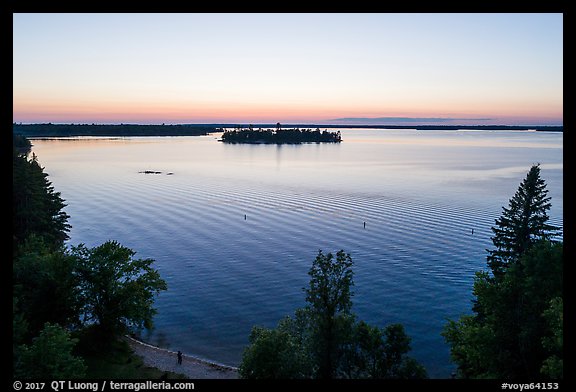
top-left (13, 148), bottom-right (71, 252)
top-left (486, 164), bottom-right (560, 277)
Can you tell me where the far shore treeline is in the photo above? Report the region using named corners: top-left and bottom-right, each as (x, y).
top-left (12, 123), bottom-right (562, 138)
top-left (12, 123), bottom-right (214, 137)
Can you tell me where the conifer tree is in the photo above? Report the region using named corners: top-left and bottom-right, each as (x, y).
top-left (13, 148), bottom-right (70, 252)
top-left (486, 164), bottom-right (560, 277)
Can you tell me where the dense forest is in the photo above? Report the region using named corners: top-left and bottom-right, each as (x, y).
top-left (12, 133), bottom-right (562, 381)
top-left (220, 125), bottom-right (342, 144)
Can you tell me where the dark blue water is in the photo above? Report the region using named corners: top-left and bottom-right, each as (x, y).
top-left (31, 129), bottom-right (563, 378)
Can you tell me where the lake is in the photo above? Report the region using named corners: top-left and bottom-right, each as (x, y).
top-left (30, 128), bottom-right (563, 378)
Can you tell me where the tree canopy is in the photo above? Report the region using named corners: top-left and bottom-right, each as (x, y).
top-left (14, 323), bottom-right (87, 379)
top-left (239, 250), bottom-right (427, 379)
top-left (72, 240), bottom-right (168, 340)
top-left (13, 237), bottom-right (82, 338)
top-left (305, 250), bottom-right (354, 379)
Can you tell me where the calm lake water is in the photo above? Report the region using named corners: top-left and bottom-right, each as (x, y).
top-left (30, 128), bottom-right (563, 378)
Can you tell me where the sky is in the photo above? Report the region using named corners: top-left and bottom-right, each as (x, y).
top-left (13, 13), bottom-right (563, 125)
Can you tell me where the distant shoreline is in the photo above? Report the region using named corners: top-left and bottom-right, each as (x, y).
top-left (215, 124), bottom-right (562, 132)
top-left (13, 123), bottom-right (562, 138)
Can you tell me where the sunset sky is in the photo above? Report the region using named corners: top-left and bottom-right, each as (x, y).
top-left (13, 13), bottom-right (563, 125)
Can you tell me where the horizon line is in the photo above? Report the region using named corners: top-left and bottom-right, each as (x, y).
top-left (329, 117), bottom-right (495, 122)
top-left (13, 122), bottom-right (563, 128)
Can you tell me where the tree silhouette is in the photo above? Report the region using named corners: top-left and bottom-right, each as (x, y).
top-left (306, 250), bottom-right (354, 379)
top-left (487, 164), bottom-right (560, 278)
top-left (13, 145), bottom-right (70, 252)
top-left (72, 241), bottom-right (167, 341)
top-left (240, 250), bottom-right (426, 379)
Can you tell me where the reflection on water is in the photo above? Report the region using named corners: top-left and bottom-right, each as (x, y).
top-left (30, 129), bottom-right (563, 378)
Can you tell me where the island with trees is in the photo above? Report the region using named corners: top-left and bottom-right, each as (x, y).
top-left (220, 123), bottom-right (342, 144)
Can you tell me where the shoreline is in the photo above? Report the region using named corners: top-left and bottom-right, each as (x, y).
top-left (124, 335), bottom-right (239, 379)
top-left (13, 123), bottom-right (562, 138)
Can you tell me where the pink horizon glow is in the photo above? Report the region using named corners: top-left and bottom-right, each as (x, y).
top-left (12, 109), bottom-right (563, 126)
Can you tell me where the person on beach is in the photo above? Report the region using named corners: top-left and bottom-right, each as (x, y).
top-left (177, 351), bottom-right (183, 365)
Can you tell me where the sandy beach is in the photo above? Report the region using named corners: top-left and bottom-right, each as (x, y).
top-left (124, 336), bottom-right (239, 379)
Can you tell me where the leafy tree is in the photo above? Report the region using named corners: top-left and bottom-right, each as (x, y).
top-left (240, 250), bottom-right (426, 379)
top-left (14, 323), bottom-right (87, 379)
top-left (487, 164), bottom-right (560, 278)
top-left (239, 315), bottom-right (313, 379)
top-left (443, 165), bottom-right (563, 379)
top-left (305, 250), bottom-right (355, 379)
top-left (452, 243), bottom-right (562, 379)
top-left (13, 297), bottom-right (29, 370)
top-left (13, 236), bottom-right (82, 337)
top-left (72, 241), bottom-right (167, 341)
top-left (13, 149), bottom-right (70, 252)
top-left (540, 297), bottom-right (563, 378)
top-left (341, 320), bottom-right (383, 378)
top-left (445, 240), bottom-right (562, 379)
top-left (382, 323), bottom-right (426, 378)
top-left (340, 321), bottom-right (427, 379)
